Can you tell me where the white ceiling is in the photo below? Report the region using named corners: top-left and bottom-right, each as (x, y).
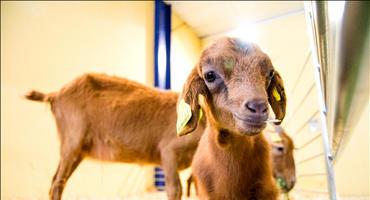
top-left (166, 1), bottom-right (304, 38)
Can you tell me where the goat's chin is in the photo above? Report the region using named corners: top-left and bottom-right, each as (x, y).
top-left (235, 121), bottom-right (266, 136)
top-left (232, 114), bottom-right (267, 136)
top-left (237, 128), bottom-right (263, 136)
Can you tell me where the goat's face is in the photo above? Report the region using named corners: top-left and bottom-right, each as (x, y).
top-left (177, 37), bottom-right (286, 136)
top-left (270, 131), bottom-right (296, 193)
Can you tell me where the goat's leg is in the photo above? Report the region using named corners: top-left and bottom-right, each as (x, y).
top-left (51, 163), bottom-right (60, 184)
top-left (49, 151), bottom-right (82, 200)
top-left (161, 149), bottom-right (182, 200)
top-left (186, 175), bottom-right (192, 197)
top-left (186, 174), bottom-right (199, 197)
top-left (194, 176), bottom-right (199, 196)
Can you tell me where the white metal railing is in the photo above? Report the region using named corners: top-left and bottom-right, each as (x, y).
top-left (304, 1), bottom-right (370, 199)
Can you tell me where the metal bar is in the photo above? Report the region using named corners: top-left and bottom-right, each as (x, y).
top-left (289, 51), bottom-right (312, 96)
top-left (292, 110), bottom-right (319, 138)
top-left (286, 84), bottom-right (315, 124)
top-left (154, 0), bottom-right (171, 89)
top-left (304, 2), bottom-right (337, 199)
top-left (295, 188), bottom-right (329, 194)
top-left (154, 0), bottom-right (172, 192)
top-left (298, 172), bottom-right (326, 177)
top-left (172, 22), bottom-right (186, 32)
top-left (284, 51), bottom-right (313, 126)
top-left (296, 133), bottom-right (321, 150)
top-left (330, 1), bottom-right (370, 161)
top-left (296, 152), bottom-right (324, 165)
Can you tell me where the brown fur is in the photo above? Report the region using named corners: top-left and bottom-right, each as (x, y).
top-left (178, 37), bottom-right (287, 200)
top-left (265, 127), bottom-right (296, 193)
top-left (25, 73), bottom-right (205, 200)
top-left (186, 127), bottom-right (296, 196)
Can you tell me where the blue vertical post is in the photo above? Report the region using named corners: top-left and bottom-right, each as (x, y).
top-left (154, 0), bottom-right (171, 191)
top-left (154, 0), bottom-right (171, 90)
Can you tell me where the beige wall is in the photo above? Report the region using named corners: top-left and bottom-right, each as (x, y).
top-left (202, 12), bottom-right (369, 198)
top-left (170, 12), bottom-right (202, 92)
top-left (1, 1), bottom-right (154, 199)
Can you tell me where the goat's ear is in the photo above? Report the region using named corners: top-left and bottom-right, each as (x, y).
top-left (267, 71), bottom-right (286, 125)
top-left (177, 67), bottom-right (208, 136)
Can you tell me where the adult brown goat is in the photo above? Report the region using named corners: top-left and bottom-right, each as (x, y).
top-left (177, 37), bottom-right (287, 199)
top-left (25, 74), bottom-right (205, 200)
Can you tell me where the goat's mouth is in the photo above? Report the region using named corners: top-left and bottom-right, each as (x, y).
top-left (276, 177), bottom-right (293, 193)
top-left (233, 114), bottom-right (267, 135)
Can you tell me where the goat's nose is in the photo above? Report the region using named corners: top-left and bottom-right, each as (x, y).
top-left (289, 177), bottom-right (296, 187)
top-left (285, 177), bottom-right (296, 191)
top-left (245, 99), bottom-right (268, 114)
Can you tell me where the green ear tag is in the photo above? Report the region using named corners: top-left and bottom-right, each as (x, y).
top-left (276, 177), bottom-right (287, 189)
top-left (272, 87), bottom-right (281, 101)
top-left (176, 99), bottom-right (192, 135)
top-left (224, 58), bottom-right (234, 71)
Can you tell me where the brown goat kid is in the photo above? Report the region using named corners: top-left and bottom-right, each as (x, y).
top-left (186, 126), bottom-right (296, 197)
top-left (25, 74), bottom-right (205, 200)
top-left (177, 37), bottom-right (287, 199)
top-left (264, 126), bottom-right (296, 193)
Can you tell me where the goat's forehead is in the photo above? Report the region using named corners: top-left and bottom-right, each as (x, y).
top-left (205, 39), bottom-right (260, 57)
top-left (209, 37), bottom-right (257, 51)
top-left (203, 40), bottom-right (269, 64)
top-left (199, 38), bottom-right (275, 82)
top-left (201, 50), bottom-right (271, 77)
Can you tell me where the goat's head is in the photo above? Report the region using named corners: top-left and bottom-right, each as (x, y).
top-left (266, 128), bottom-right (296, 193)
top-left (177, 37), bottom-right (286, 136)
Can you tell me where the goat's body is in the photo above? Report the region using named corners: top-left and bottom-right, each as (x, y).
top-left (53, 74), bottom-right (174, 164)
top-left (26, 73), bottom-right (203, 200)
top-left (187, 128), bottom-right (296, 197)
top-left (176, 38), bottom-right (286, 200)
top-left (192, 127), bottom-right (278, 200)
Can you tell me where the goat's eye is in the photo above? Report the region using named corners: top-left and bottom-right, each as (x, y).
top-left (276, 146), bottom-right (284, 152)
top-left (204, 71), bottom-right (217, 83)
top-left (268, 70), bottom-right (275, 79)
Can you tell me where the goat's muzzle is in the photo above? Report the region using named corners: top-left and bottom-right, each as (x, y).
top-left (232, 99), bottom-right (269, 135)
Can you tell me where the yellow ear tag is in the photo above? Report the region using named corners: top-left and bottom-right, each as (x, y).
top-left (199, 108), bottom-right (203, 121)
top-left (198, 94), bottom-right (205, 122)
top-left (176, 99), bottom-right (192, 135)
top-left (270, 132), bottom-right (282, 143)
top-left (272, 87), bottom-right (281, 101)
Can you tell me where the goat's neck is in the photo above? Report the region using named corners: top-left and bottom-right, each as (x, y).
top-left (207, 126), bottom-right (272, 180)
top-left (209, 127), bottom-right (267, 153)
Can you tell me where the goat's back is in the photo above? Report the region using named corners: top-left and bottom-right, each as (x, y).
top-left (50, 73), bottom-right (180, 164)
